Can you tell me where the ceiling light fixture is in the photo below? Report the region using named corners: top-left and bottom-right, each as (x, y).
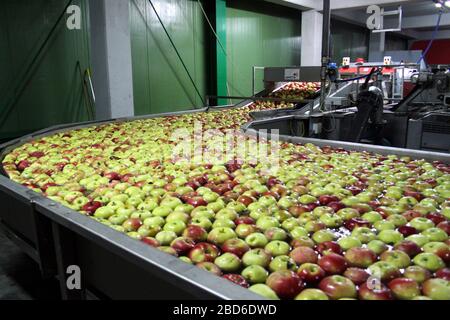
top-left (445, 0), bottom-right (450, 8)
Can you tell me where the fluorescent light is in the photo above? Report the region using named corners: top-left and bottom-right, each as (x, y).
top-left (445, 0), bottom-right (450, 8)
top-left (436, 2), bottom-right (442, 7)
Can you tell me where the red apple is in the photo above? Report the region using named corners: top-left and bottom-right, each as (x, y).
top-left (358, 281), bottom-right (393, 300)
top-left (437, 221), bottom-right (450, 235)
top-left (122, 218), bottom-right (143, 232)
top-left (289, 246), bottom-right (318, 265)
top-left (17, 160), bottom-right (30, 171)
top-left (221, 238), bottom-right (250, 258)
top-left (318, 253), bottom-right (348, 274)
top-left (185, 196), bottom-right (207, 207)
top-left (297, 263), bottom-right (326, 284)
top-left (141, 237), bottom-right (160, 247)
top-left (426, 212), bottom-right (446, 225)
top-left (315, 241), bottom-right (343, 256)
top-left (343, 267), bottom-right (370, 285)
top-left (344, 247), bottom-right (377, 268)
top-left (237, 195), bottom-right (255, 207)
top-left (393, 240), bottom-right (422, 257)
top-left (435, 267), bottom-right (450, 281)
top-left (388, 278), bottom-right (421, 300)
top-left (182, 225), bottom-right (208, 242)
top-left (397, 226), bottom-right (418, 237)
top-left (222, 274), bottom-right (249, 288)
top-left (319, 195), bottom-right (339, 205)
top-left (319, 275), bottom-right (357, 300)
top-left (266, 270), bottom-right (304, 299)
top-left (171, 237), bottom-right (195, 255)
top-left (327, 201), bottom-right (345, 212)
top-left (188, 242), bottom-right (220, 263)
top-left (344, 218), bottom-right (371, 231)
top-left (235, 217), bottom-right (255, 225)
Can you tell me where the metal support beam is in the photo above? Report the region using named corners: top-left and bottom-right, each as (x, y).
top-left (214, 0), bottom-right (228, 106)
top-left (89, 0), bottom-right (135, 120)
top-left (318, 0), bottom-right (331, 115)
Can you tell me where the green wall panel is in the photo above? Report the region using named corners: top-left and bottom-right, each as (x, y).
top-left (0, 0), bottom-right (91, 141)
top-left (331, 19), bottom-right (370, 65)
top-left (226, 0), bottom-right (301, 98)
top-left (130, 0), bottom-right (208, 115)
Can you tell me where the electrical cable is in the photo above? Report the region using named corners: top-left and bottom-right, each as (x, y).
top-left (0, 0), bottom-right (73, 128)
top-left (417, 10), bottom-right (443, 65)
top-left (147, 0), bottom-right (205, 106)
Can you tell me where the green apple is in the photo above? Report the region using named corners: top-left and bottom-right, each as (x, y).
top-left (165, 211), bottom-right (189, 224)
top-left (378, 229), bottom-right (404, 245)
top-left (410, 217), bottom-right (434, 231)
top-left (155, 230), bottom-right (177, 245)
top-left (190, 217), bottom-right (213, 231)
top-left (269, 255), bottom-right (297, 272)
top-left (242, 248), bottom-right (271, 267)
top-left (241, 265), bottom-right (269, 284)
top-left (265, 240), bottom-right (290, 257)
top-left (422, 278), bottom-right (450, 300)
top-left (312, 229), bottom-right (336, 243)
top-left (94, 206), bottom-right (114, 219)
top-left (367, 240), bottom-right (388, 255)
top-left (374, 220), bottom-right (396, 231)
top-left (248, 284), bottom-right (279, 300)
top-left (336, 208), bottom-right (359, 220)
top-left (152, 206), bottom-right (172, 217)
top-left (299, 194), bottom-right (317, 204)
top-left (319, 213), bottom-right (343, 228)
top-left (137, 200), bottom-right (158, 212)
top-left (338, 237), bottom-right (362, 250)
top-left (421, 228), bottom-right (448, 242)
top-left (108, 214), bottom-right (128, 225)
top-left (295, 289), bottom-right (329, 300)
top-left (386, 214), bottom-right (407, 227)
top-left (368, 261), bottom-right (399, 282)
top-left (215, 208), bottom-right (238, 221)
top-left (413, 252), bottom-right (445, 272)
top-left (281, 218), bottom-right (300, 231)
top-left (380, 250), bottom-right (411, 268)
top-left (290, 226), bottom-right (309, 239)
top-left (352, 227), bottom-right (377, 244)
top-left (214, 252), bottom-right (241, 272)
top-left (256, 216), bottom-right (280, 231)
top-left (144, 216), bottom-right (165, 228)
top-left (362, 211), bottom-right (383, 223)
top-left (163, 220), bottom-right (186, 235)
top-left (406, 234), bottom-right (430, 247)
top-left (174, 204), bottom-right (194, 214)
top-left (245, 233), bottom-right (268, 248)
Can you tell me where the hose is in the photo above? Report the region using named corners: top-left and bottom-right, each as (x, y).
top-left (417, 10), bottom-right (443, 65)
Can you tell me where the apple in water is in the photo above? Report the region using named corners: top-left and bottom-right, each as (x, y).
top-left (393, 240), bottom-right (422, 257)
top-left (266, 270), bottom-right (304, 300)
top-left (380, 250), bottom-right (411, 269)
top-left (221, 238), bottom-right (250, 258)
top-left (207, 227), bottom-right (237, 245)
top-left (245, 233), bottom-right (268, 248)
top-left (182, 225), bottom-right (208, 242)
top-left (343, 267), bottom-right (370, 285)
top-left (214, 252), bottom-right (241, 272)
top-left (241, 265), bottom-right (269, 284)
top-left (242, 248), bottom-right (271, 268)
top-left (413, 252), bottom-right (445, 272)
top-left (435, 268), bottom-right (450, 281)
top-left (315, 241), bottom-right (343, 256)
top-left (367, 240), bottom-right (388, 255)
top-left (188, 242), bottom-right (220, 263)
top-left (269, 255), bottom-right (297, 272)
top-left (319, 275), bottom-right (357, 300)
top-left (248, 284), bottom-right (279, 300)
top-left (297, 263), bottom-right (326, 284)
top-left (358, 281), bottom-right (393, 300)
top-left (318, 253), bottom-right (348, 274)
top-left (368, 261), bottom-right (400, 282)
top-left (344, 247), bottom-right (377, 268)
top-left (422, 278), bottom-right (450, 300)
top-left (388, 278), bottom-right (421, 300)
top-left (265, 240), bottom-right (290, 257)
top-left (196, 262), bottom-right (222, 276)
top-left (289, 246), bottom-right (318, 265)
top-left (295, 288), bottom-right (329, 300)
top-left (236, 224), bottom-right (258, 239)
top-left (170, 237), bottom-right (195, 255)
top-left (141, 237), bottom-right (160, 247)
top-left (403, 265), bottom-right (431, 283)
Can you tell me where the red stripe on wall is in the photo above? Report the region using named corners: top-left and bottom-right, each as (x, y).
top-left (411, 39), bottom-right (450, 64)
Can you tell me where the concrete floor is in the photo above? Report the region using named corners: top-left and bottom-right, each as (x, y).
top-left (0, 229), bottom-right (60, 300)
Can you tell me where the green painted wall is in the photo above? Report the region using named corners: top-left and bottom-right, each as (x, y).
top-left (130, 0), bottom-right (209, 115)
top-left (0, 0), bottom-right (91, 141)
top-left (331, 19), bottom-right (370, 64)
top-left (226, 0), bottom-right (302, 98)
